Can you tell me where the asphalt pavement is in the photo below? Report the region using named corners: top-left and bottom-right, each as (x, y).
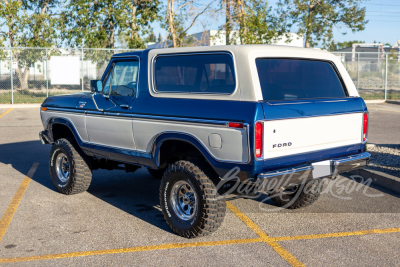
top-left (0, 106), bottom-right (399, 266)
top-left (366, 103), bottom-right (400, 145)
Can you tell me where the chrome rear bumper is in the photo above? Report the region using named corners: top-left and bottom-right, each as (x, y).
top-left (257, 152), bottom-right (370, 191)
top-left (333, 152), bottom-right (371, 174)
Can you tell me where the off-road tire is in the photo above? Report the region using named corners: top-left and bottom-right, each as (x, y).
top-left (270, 179), bottom-right (324, 209)
top-left (159, 160), bottom-right (226, 238)
top-left (49, 138), bottom-right (92, 195)
top-left (147, 168), bottom-right (166, 179)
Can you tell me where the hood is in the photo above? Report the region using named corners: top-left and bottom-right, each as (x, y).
top-left (41, 92), bottom-right (93, 109)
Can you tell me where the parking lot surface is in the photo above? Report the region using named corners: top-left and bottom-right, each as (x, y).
top-left (0, 106), bottom-right (400, 266)
top-left (366, 103), bottom-right (400, 145)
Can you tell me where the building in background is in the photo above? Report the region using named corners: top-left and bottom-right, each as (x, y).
top-left (147, 30), bottom-right (304, 49)
top-left (334, 43), bottom-right (399, 62)
top-left (393, 40), bottom-right (400, 49)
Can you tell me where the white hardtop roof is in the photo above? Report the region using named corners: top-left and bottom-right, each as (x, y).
top-left (146, 44), bottom-right (356, 102)
top-left (150, 44), bottom-right (331, 57)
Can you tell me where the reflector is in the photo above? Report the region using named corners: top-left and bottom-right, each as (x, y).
top-left (255, 122), bottom-right (263, 158)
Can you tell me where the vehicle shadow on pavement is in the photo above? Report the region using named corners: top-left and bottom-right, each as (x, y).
top-left (0, 140), bottom-right (172, 234)
top-left (244, 173), bottom-right (400, 214)
top-left (0, 140), bottom-right (54, 190)
top-left (87, 167), bottom-right (172, 234)
top-left (2, 141), bottom-right (399, 228)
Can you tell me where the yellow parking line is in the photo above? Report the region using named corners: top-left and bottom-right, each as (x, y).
top-left (264, 240), bottom-right (306, 267)
top-left (0, 163), bottom-right (39, 242)
top-left (2, 226), bottom-right (399, 265)
top-left (369, 108), bottom-right (400, 113)
top-left (272, 227), bottom-right (400, 242)
top-left (0, 108), bottom-right (13, 119)
top-left (1, 195), bottom-right (399, 264)
top-left (0, 238), bottom-right (262, 263)
top-left (226, 202), bottom-right (269, 239)
top-left (226, 202), bottom-right (305, 267)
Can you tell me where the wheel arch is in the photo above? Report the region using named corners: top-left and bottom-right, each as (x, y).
top-left (151, 132), bottom-right (225, 178)
top-left (46, 117), bottom-right (84, 146)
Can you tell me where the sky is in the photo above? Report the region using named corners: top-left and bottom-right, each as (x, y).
top-left (151, 0), bottom-right (400, 47)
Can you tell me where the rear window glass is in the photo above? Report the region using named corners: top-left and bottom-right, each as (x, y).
top-left (255, 59), bottom-right (346, 101)
top-left (155, 54), bottom-right (235, 94)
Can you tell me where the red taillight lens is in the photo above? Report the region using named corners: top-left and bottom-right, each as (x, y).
top-left (255, 122), bottom-right (263, 158)
top-left (228, 122), bottom-right (244, 128)
top-left (363, 113), bottom-right (368, 142)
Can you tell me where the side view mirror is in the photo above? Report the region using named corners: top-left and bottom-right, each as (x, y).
top-left (90, 80), bottom-right (103, 92)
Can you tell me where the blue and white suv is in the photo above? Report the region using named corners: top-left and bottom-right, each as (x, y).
top-left (39, 45), bottom-right (370, 238)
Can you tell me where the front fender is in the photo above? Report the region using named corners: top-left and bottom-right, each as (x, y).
top-left (45, 117), bottom-right (92, 156)
top-left (45, 117), bottom-right (81, 144)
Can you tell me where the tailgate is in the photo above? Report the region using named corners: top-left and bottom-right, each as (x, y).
top-left (261, 98), bottom-right (367, 160)
top-left (263, 112), bottom-right (363, 160)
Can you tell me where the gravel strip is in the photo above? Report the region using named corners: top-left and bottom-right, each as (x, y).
top-left (366, 144), bottom-right (400, 178)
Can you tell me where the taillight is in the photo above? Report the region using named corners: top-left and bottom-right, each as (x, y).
top-left (255, 122), bottom-right (263, 158)
top-left (228, 122), bottom-right (244, 128)
top-left (363, 113), bottom-right (368, 142)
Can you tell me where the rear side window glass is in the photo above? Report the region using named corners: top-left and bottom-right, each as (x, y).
top-left (255, 59), bottom-right (346, 101)
top-left (155, 54), bottom-right (236, 94)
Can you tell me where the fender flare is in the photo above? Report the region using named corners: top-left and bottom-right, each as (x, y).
top-left (150, 132), bottom-right (249, 177)
top-left (46, 117), bottom-right (85, 147)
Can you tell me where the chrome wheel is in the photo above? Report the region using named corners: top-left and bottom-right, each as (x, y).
top-left (170, 181), bottom-right (197, 221)
top-left (55, 153), bottom-right (70, 183)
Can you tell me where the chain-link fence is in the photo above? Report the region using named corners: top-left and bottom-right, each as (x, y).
top-left (0, 48), bottom-right (399, 103)
top-left (332, 52), bottom-right (400, 100)
top-left (0, 47), bottom-right (140, 104)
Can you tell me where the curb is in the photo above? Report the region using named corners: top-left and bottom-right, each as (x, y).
top-left (348, 168), bottom-right (400, 195)
top-left (364, 100), bottom-right (385, 104)
top-left (0, 104), bottom-right (41, 108)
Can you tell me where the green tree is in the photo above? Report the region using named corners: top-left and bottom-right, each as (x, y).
top-left (164, 0), bottom-right (216, 48)
top-left (275, 0), bottom-right (368, 48)
top-left (225, 0), bottom-right (232, 45)
top-left (146, 31), bottom-right (157, 43)
top-left (237, 0), bottom-right (287, 45)
top-left (328, 40), bottom-right (365, 51)
top-left (217, 0), bottom-right (286, 45)
top-left (63, 0), bottom-right (159, 49)
top-left (217, 0), bottom-right (234, 45)
top-left (0, 0), bottom-right (62, 90)
top-left (125, 0), bottom-right (160, 49)
top-left (338, 40), bottom-right (365, 50)
top-left (63, 0), bottom-right (159, 69)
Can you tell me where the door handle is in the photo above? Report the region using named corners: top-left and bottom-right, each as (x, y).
top-left (120, 104), bottom-right (129, 109)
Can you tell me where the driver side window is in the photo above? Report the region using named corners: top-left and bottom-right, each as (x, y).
top-left (102, 60), bottom-right (139, 97)
top-left (110, 61), bottom-right (139, 96)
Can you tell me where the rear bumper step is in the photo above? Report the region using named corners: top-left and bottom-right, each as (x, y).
top-left (257, 152), bottom-right (370, 191)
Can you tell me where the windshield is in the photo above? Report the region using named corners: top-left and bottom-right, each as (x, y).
top-left (255, 59), bottom-right (346, 101)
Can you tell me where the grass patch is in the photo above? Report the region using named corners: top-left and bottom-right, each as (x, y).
top-left (359, 93), bottom-right (385, 100)
top-left (0, 91), bottom-right (81, 104)
top-left (359, 91), bottom-right (400, 100)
